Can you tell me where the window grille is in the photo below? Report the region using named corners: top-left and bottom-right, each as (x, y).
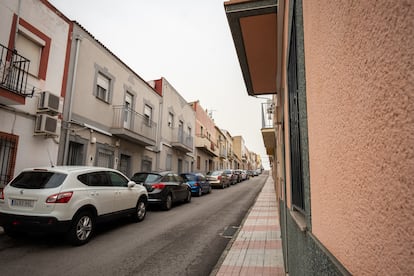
top-left (288, 10), bottom-right (305, 212)
top-left (0, 133), bottom-right (18, 186)
top-left (67, 141), bottom-right (84, 165)
top-left (96, 148), bottom-right (114, 168)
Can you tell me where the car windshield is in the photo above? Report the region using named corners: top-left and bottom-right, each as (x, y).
top-left (10, 171), bottom-right (67, 189)
top-left (132, 173), bottom-right (161, 184)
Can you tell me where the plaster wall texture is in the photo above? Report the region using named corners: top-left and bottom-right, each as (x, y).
top-left (302, 1), bottom-right (414, 275)
top-left (71, 24), bottom-right (161, 130)
top-left (192, 101), bottom-right (216, 140)
top-left (0, 0), bottom-right (70, 173)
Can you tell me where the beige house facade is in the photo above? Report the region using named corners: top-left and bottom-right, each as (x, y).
top-left (225, 0), bottom-right (413, 275)
top-left (0, 0), bottom-right (71, 185)
top-left (151, 77), bottom-right (195, 173)
top-left (58, 22), bottom-right (161, 177)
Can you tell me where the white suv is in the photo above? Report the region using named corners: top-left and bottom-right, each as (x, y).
top-left (0, 166), bottom-right (148, 245)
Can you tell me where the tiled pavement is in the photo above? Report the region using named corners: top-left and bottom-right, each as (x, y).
top-left (212, 175), bottom-right (285, 276)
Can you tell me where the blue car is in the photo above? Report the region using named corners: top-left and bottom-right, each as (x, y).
top-left (180, 173), bottom-right (211, 197)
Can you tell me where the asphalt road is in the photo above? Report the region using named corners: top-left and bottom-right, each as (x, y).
top-left (0, 174), bottom-right (267, 276)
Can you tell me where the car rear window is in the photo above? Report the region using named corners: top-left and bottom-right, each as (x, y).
top-left (132, 173), bottom-right (161, 184)
top-left (181, 174), bottom-right (196, 181)
top-left (208, 171), bottom-right (221, 176)
top-left (10, 171), bottom-right (67, 189)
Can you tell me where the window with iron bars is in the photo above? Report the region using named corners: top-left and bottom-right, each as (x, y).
top-left (0, 132), bottom-right (18, 187)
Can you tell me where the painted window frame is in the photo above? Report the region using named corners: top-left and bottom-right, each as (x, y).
top-left (93, 64), bottom-right (114, 104)
top-left (8, 15), bottom-right (51, 80)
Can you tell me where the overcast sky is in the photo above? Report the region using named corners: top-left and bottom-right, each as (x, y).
top-left (49, 0), bottom-right (271, 169)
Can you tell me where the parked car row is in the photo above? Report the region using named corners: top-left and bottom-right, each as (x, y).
top-left (206, 169), bottom-right (251, 189)
top-left (0, 166), bottom-right (258, 246)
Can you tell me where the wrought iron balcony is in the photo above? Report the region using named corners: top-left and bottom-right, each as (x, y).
top-left (219, 147), bottom-right (227, 159)
top-left (171, 128), bottom-right (193, 153)
top-left (0, 43), bottom-right (34, 105)
top-left (261, 101), bottom-right (276, 155)
top-left (110, 105), bottom-right (157, 146)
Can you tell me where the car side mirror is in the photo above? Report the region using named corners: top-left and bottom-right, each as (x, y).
top-left (128, 181), bottom-right (137, 188)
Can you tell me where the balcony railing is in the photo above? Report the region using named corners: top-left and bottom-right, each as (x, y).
top-left (171, 128), bottom-right (193, 152)
top-left (261, 101), bottom-right (276, 155)
top-left (219, 147), bottom-right (227, 158)
top-left (0, 43), bottom-right (33, 97)
top-left (111, 105), bottom-right (157, 146)
top-left (195, 134), bottom-right (218, 156)
top-left (261, 101), bottom-right (274, 129)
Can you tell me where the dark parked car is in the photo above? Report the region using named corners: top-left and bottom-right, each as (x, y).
top-left (131, 171), bottom-right (191, 210)
top-left (180, 173), bottom-right (211, 197)
top-left (206, 170), bottom-right (230, 189)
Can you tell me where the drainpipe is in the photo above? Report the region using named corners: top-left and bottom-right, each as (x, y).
top-left (156, 94), bottom-right (164, 171)
top-left (63, 34), bottom-right (82, 164)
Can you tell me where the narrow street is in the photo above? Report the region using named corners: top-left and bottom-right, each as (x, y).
top-left (0, 175), bottom-right (267, 276)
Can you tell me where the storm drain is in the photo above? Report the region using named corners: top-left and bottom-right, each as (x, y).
top-left (221, 226), bottom-right (240, 239)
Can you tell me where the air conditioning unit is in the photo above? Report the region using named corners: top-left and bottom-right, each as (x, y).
top-left (38, 91), bottom-right (62, 114)
top-left (34, 114), bottom-right (59, 136)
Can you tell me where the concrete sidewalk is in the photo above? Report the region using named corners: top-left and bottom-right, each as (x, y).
top-left (212, 175), bottom-right (285, 276)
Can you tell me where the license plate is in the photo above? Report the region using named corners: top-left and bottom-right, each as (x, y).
top-left (11, 199), bottom-right (34, 208)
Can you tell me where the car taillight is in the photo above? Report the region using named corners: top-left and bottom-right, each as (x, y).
top-left (218, 176), bottom-right (222, 180)
top-left (194, 183), bottom-right (200, 187)
top-left (152, 183), bottom-right (165, 189)
top-left (0, 188), bottom-right (4, 200)
top-left (46, 191), bottom-right (73, 203)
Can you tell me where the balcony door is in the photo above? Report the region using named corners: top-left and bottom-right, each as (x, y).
top-left (178, 120), bottom-right (184, 142)
top-left (124, 92), bottom-right (133, 129)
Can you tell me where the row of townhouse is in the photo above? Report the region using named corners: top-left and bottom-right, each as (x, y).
top-left (225, 0), bottom-right (413, 275)
top-left (0, 0), bottom-right (262, 186)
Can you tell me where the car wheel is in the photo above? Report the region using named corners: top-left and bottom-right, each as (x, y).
top-left (208, 186), bottom-right (212, 194)
top-left (198, 188), bottom-right (203, 197)
top-left (185, 190), bottom-right (192, 203)
top-left (221, 182), bottom-right (225, 189)
top-left (67, 211), bottom-right (94, 246)
top-left (132, 198), bottom-right (146, 222)
top-left (162, 194), bottom-right (173, 210)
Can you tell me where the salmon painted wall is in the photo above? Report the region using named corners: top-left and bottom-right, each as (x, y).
top-left (302, 1), bottom-right (414, 275)
top-left (191, 101), bottom-right (216, 141)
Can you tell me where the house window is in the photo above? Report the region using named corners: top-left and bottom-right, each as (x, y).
top-left (96, 146), bottom-right (114, 168)
top-left (15, 33), bottom-right (42, 77)
top-left (144, 105), bottom-right (152, 126)
top-left (0, 132), bottom-right (18, 186)
top-left (166, 154), bottom-right (172, 170)
top-left (178, 159), bottom-right (183, 174)
top-left (119, 154), bottom-right (131, 177)
top-left (12, 18), bottom-right (51, 80)
top-left (141, 156), bottom-right (152, 172)
top-left (96, 73), bottom-right (111, 102)
top-left (288, 8), bottom-right (305, 212)
top-left (197, 156), bottom-right (201, 170)
top-left (168, 112), bottom-right (174, 128)
top-left (67, 141), bottom-right (84, 165)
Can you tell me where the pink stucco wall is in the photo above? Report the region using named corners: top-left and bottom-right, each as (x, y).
top-left (302, 1), bottom-right (414, 275)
